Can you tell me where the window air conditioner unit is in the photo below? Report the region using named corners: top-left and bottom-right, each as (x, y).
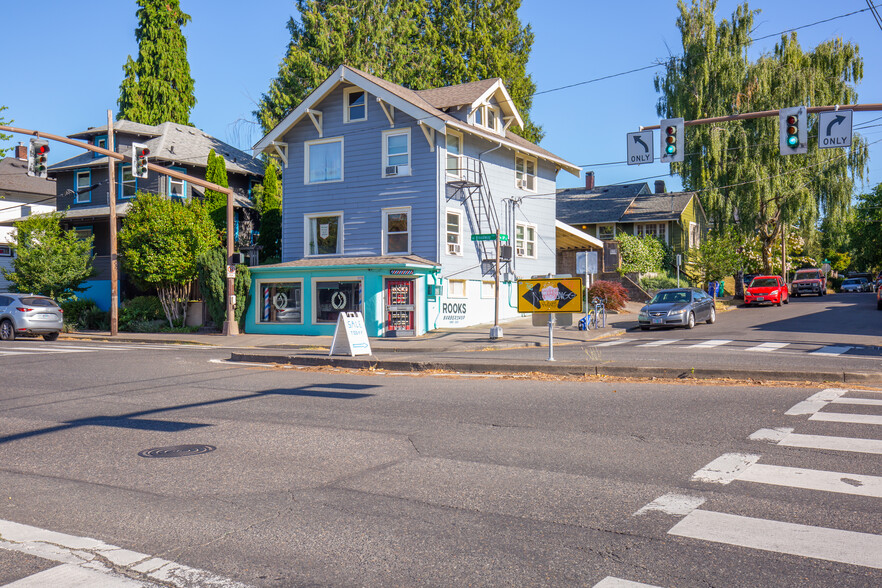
top-left (447, 243), bottom-right (461, 254)
top-left (516, 247), bottom-right (526, 257)
top-left (385, 165), bottom-right (399, 176)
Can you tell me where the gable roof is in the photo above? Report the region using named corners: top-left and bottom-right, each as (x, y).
top-left (624, 192), bottom-right (697, 222)
top-left (51, 121), bottom-right (263, 177)
top-left (0, 157), bottom-right (57, 201)
top-left (557, 182), bottom-right (702, 225)
top-left (254, 65), bottom-right (578, 176)
top-left (415, 79), bottom-right (499, 109)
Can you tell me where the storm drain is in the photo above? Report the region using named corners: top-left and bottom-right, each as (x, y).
top-left (138, 444), bottom-right (216, 458)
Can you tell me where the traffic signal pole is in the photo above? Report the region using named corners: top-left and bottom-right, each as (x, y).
top-left (0, 123), bottom-right (240, 336)
top-left (640, 102), bottom-right (882, 131)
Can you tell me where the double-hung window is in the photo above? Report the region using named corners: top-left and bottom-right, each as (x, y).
top-left (344, 88), bottom-right (367, 122)
top-left (305, 213), bottom-right (343, 256)
top-left (446, 131), bottom-right (462, 177)
top-left (168, 166), bottom-right (187, 199)
top-left (75, 170), bottom-right (92, 203)
top-left (382, 207), bottom-right (410, 254)
top-left (305, 137), bottom-right (343, 184)
top-left (446, 210), bottom-right (462, 255)
top-left (598, 224), bottom-right (615, 240)
top-left (515, 223), bottom-right (536, 258)
top-left (635, 223), bottom-right (666, 241)
top-left (118, 164), bottom-right (137, 199)
top-left (382, 129), bottom-right (410, 177)
top-left (689, 222), bottom-right (700, 248)
top-left (515, 155), bottom-right (536, 191)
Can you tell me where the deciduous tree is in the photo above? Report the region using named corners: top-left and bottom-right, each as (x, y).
top-left (849, 183), bottom-right (882, 273)
top-left (118, 0), bottom-right (196, 125)
top-left (203, 149), bottom-right (230, 232)
top-left (0, 106), bottom-right (12, 157)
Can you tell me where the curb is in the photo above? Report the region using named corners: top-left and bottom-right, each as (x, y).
top-left (227, 352), bottom-right (882, 384)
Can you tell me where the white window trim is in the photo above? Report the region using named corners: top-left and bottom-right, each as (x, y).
top-left (447, 279), bottom-right (467, 299)
top-left (689, 221), bottom-right (699, 248)
top-left (472, 104), bottom-right (502, 134)
top-left (255, 278), bottom-right (304, 325)
top-left (598, 224), bottom-right (616, 240)
top-left (515, 154), bottom-right (537, 192)
top-left (312, 276), bottom-right (363, 324)
top-left (304, 136), bottom-right (344, 185)
top-left (445, 209), bottom-right (463, 256)
top-left (381, 128), bottom-right (411, 177)
top-left (304, 211), bottom-right (344, 257)
top-left (381, 206), bottom-right (411, 255)
top-left (445, 130), bottom-right (463, 178)
top-left (75, 170), bottom-right (91, 204)
top-left (634, 222), bottom-right (668, 243)
top-left (515, 222), bottom-right (538, 259)
top-left (343, 87), bottom-right (367, 123)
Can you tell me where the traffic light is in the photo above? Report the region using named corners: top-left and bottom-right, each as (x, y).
top-left (27, 139), bottom-right (50, 178)
top-left (779, 106), bottom-right (807, 155)
top-left (132, 142), bottom-right (150, 178)
top-left (659, 117), bottom-right (684, 163)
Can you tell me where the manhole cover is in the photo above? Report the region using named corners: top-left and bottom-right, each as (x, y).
top-left (138, 444), bottom-right (216, 458)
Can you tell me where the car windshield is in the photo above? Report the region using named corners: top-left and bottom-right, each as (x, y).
top-left (650, 291), bottom-right (691, 304)
top-left (750, 278), bottom-right (777, 287)
top-left (843, 279), bottom-right (858, 285)
top-left (795, 271), bottom-right (821, 280)
top-left (19, 297), bottom-right (58, 307)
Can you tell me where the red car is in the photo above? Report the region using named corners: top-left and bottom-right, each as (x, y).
top-left (745, 275), bottom-right (789, 307)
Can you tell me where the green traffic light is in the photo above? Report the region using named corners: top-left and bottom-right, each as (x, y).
top-left (787, 135), bottom-right (799, 147)
top-left (666, 144), bottom-right (676, 154)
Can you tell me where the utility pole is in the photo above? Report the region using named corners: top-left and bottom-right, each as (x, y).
top-left (490, 229), bottom-right (502, 339)
top-left (107, 111), bottom-right (119, 336)
top-left (224, 179), bottom-right (238, 335)
top-left (781, 221), bottom-right (787, 283)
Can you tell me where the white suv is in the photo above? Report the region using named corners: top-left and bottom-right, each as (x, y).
top-left (0, 293), bottom-right (63, 341)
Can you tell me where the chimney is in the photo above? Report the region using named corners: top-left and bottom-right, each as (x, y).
top-left (654, 180), bottom-right (666, 194)
top-left (15, 142), bottom-right (27, 161)
top-left (585, 171), bottom-right (595, 190)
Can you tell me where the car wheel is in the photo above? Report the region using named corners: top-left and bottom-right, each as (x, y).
top-left (776, 298), bottom-right (782, 307)
top-left (685, 312), bottom-right (695, 330)
top-left (706, 307), bottom-right (716, 324)
top-left (43, 332), bottom-right (59, 341)
top-left (0, 320), bottom-right (15, 342)
top-left (640, 326), bottom-right (650, 331)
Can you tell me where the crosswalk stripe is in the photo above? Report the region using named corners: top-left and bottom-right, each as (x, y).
top-left (738, 463), bottom-right (882, 498)
top-left (634, 493), bottom-right (705, 516)
top-left (685, 339), bottom-right (731, 349)
top-left (3, 563), bottom-right (146, 587)
top-left (744, 342), bottom-right (789, 352)
top-left (668, 509), bottom-right (882, 569)
top-left (0, 346), bottom-right (91, 354)
top-left (811, 345), bottom-right (853, 356)
top-left (638, 339), bottom-right (679, 347)
top-left (785, 388), bottom-right (848, 416)
top-left (593, 577), bottom-right (663, 588)
top-left (691, 453), bottom-right (760, 484)
top-left (833, 397), bottom-right (882, 407)
top-left (594, 339), bottom-right (628, 347)
top-left (779, 432), bottom-right (882, 455)
top-left (809, 411), bottom-right (882, 426)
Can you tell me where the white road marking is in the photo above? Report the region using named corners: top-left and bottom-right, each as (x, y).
top-left (833, 397), bottom-right (882, 406)
top-left (593, 577), bottom-right (663, 588)
top-left (744, 342), bottom-right (789, 352)
top-left (668, 509), bottom-right (882, 569)
top-left (638, 339), bottom-right (679, 347)
top-left (809, 412), bottom-right (882, 426)
top-left (0, 518), bottom-right (249, 587)
top-left (749, 427), bottom-right (793, 442)
top-left (811, 345), bottom-right (853, 356)
top-left (685, 339), bottom-right (731, 349)
top-left (739, 463), bottom-right (882, 498)
top-left (594, 339), bottom-right (628, 347)
top-left (633, 493), bottom-right (705, 516)
top-left (3, 563), bottom-right (149, 587)
top-left (785, 388), bottom-right (848, 416)
top-left (779, 432), bottom-right (882, 455)
top-left (0, 346), bottom-right (92, 354)
top-left (691, 453), bottom-right (761, 484)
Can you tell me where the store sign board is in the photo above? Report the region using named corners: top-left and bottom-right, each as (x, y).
top-left (329, 312), bottom-right (372, 356)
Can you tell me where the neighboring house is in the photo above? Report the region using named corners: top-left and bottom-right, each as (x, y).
top-left (557, 174), bottom-right (709, 264)
top-left (247, 65), bottom-right (583, 337)
top-left (0, 145), bottom-right (57, 290)
top-left (42, 120), bottom-right (263, 309)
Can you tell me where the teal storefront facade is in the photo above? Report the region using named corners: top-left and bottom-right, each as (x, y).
top-left (244, 256), bottom-right (440, 337)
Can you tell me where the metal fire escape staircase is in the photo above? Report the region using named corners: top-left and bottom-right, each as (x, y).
top-left (446, 155), bottom-right (508, 276)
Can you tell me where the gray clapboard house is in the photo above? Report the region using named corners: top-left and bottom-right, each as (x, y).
top-left (247, 65), bottom-right (583, 337)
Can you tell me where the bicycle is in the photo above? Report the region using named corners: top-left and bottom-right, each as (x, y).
top-left (579, 297), bottom-right (606, 330)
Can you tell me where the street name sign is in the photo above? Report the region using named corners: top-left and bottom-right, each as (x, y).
top-left (818, 110), bottom-right (853, 149)
top-left (517, 278), bottom-right (583, 313)
top-left (627, 130), bottom-right (654, 165)
top-left (471, 233), bottom-right (509, 242)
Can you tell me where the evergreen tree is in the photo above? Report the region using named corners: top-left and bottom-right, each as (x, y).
top-left (118, 0), bottom-right (196, 125)
top-left (655, 0), bottom-right (868, 273)
top-left (203, 149), bottom-right (229, 232)
top-left (256, 0), bottom-right (541, 142)
top-left (254, 160), bottom-right (283, 262)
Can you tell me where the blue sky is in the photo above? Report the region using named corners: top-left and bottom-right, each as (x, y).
top-left (3, 1), bottom-right (881, 195)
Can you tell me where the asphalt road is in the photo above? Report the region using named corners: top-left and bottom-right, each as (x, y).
top-left (0, 339), bottom-right (879, 586)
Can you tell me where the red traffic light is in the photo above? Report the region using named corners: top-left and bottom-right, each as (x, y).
top-left (665, 126), bottom-right (677, 135)
top-left (786, 115), bottom-right (798, 126)
top-left (137, 147), bottom-right (150, 157)
top-left (36, 144), bottom-right (49, 154)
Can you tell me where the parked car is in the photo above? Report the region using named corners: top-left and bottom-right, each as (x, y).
top-left (840, 278), bottom-right (869, 293)
top-left (0, 293), bottom-right (63, 341)
top-left (877, 282), bottom-right (882, 310)
top-left (638, 288), bottom-right (716, 330)
top-left (791, 268), bottom-right (826, 297)
top-left (744, 275), bottom-right (789, 306)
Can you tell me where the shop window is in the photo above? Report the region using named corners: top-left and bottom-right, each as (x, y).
top-left (315, 280), bottom-right (361, 323)
top-left (306, 213), bottom-right (343, 256)
top-left (305, 137), bottom-right (343, 184)
top-left (258, 281), bottom-right (303, 324)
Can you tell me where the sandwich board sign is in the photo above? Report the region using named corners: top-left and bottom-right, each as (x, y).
top-left (329, 312), bottom-right (372, 356)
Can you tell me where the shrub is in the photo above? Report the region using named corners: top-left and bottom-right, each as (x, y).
top-left (618, 233), bottom-right (665, 275)
top-left (640, 272), bottom-right (681, 292)
top-left (60, 297), bottom-right (107, 330)
top-left (119, 296), bottom-right (165, 331)
top-left (585, 280), bottom-right (628, 311)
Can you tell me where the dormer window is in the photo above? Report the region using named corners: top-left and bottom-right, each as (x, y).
top-left (93, 135), bottom-right (108, 158)
top-left (473, 104), bottom-right (501, 134)
top-left (344, 88), bottom-right (367, 122)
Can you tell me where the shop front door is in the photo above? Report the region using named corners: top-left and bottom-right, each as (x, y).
top-left (385, 279), bottom-right (415, 337)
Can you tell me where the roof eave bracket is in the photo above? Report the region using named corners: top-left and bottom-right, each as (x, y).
top-left (271, 141), bottom-right (289, 168)
top-left (306, 109), bottom-right (323, 138)
top-left (377, 98), bottom-right (395, 127)
top-left (417, 121), bottom-right (435, 152)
